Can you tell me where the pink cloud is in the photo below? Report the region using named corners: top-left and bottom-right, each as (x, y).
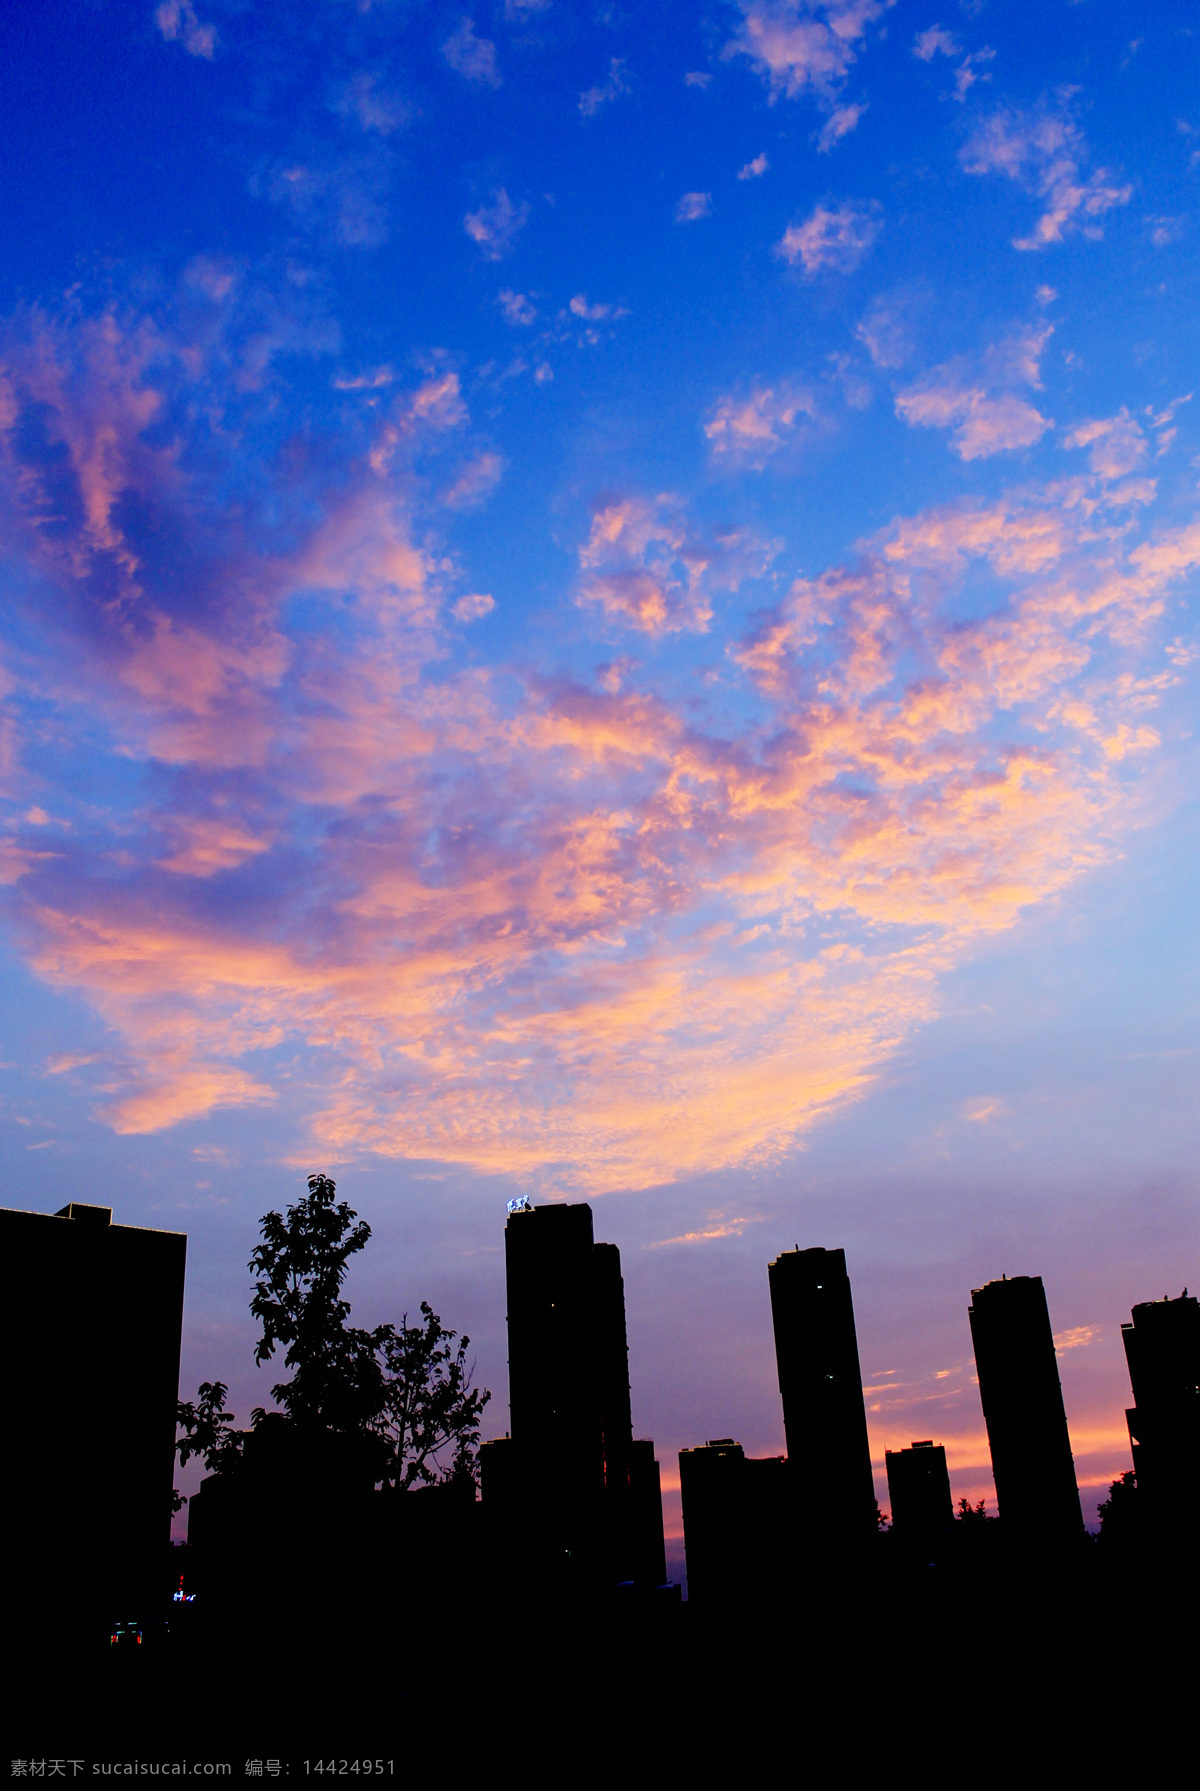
top-left (776, 199), bottom-right (882, 275)
top-left (725, 2), bottom-right (890, 106)
top-left (1, 297), bottom-right (1194, 1194)
top-left (704, 383), bottom-right (819, 468)
top-left (442, 19), bottom-right (501, 89)
top-left (962, 104), bottom-right (1132, 250)
top-left (895, 325), bottom-right (1054, 460)
top-left (155, 0), bottom-right (216, 60)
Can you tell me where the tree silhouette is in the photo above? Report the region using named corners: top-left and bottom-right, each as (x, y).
top-left (248, 1173), bottom-right (383, 1434)
top-left (1097, 1470), bottom-right (1140, 1548)
top-left (177, 1381), bottom-right (243, 1472)
top-left (375, 1304), bottom-right (490, 1490)
top-left (178, 1175), bottom-right (490, 1494)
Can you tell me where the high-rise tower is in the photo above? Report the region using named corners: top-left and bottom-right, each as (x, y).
top-left (2, 1201), bottom-right (187, 1632)
top-left (968, 1275), bottom-right (1082, 1546)
top-left (768, 1246), bottom-right (878, 1547)
top-left (497, 1200), bottom-right (666, 1590)
top-left (1121, 1290), bottom-right (1200, 1534)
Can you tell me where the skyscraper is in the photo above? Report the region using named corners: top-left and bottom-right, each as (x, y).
top-left (885, 1440), bottom-right (953, 1554)
top-left (678, 1440), bottom-right (789, 1604)
top-left (1121, 1290), bottom-right (1199, 1534)
top-left (499, 1200), bottom-right (666, 1590)
top-left (968, 1275), bottom-right (1082, 1546)
top-left (768, 1246), bottom-right (878, 1548)
top-left (2, 1201), bottom-right (187, 1632)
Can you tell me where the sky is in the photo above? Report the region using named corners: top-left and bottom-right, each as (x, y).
top-left (2, 0), bottom-right (1198, 1563)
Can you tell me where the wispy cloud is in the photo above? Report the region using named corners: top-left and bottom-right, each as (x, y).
top-left (334, 73), bottom-right (409, 138)
top-left (776, 199), bottom-right (882, 275)
top-left (895, 324), bottom-right (1054, 461)
top-left (443, 451), bottom-right (504, 508)
top-left (580, 58), bottom-right (630, 117)
top-left (738, 153), bottom-right (770, 180)
top-left (496, 289), bottom-right (537, 326)
top-left (155, 0), bottom-right (216, 59)
top-left (675, 192), bottom-right (713, 223)
top-left (443, 19), bottom-right (502, 89)
top-left (464, 188), bottom-right (529, 259)
top-left (818, 103), bottom-right (865, 152)
top-left (0, 293), bottom-right (1193, 1191)
top-left (962, 103), bottom-right (1132, 249)
top-left (1064, 410), bottom-right (1147, 481)
top-left (574, 495), bottom-right (764, 634)
top-left (705, 383), bottom-right (819, 468)
top-left (913, 25), bottom-right (959, 62)
top-left (725, 1), bottom-right (890, 114)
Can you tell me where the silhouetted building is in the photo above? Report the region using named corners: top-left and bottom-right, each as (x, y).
top-left (498, 1200), bottom-right (666, 1591)
top-left (678, 1441), bottom-right (789, 1604)
top-left (968, 1275), bottom-right (1082, 1547)
top-left (2, 1202), bottom-right (186, 1630)
top-left (885, 1440), bottom-right (953, 1554)
top-left (1122, 1291), bottom-right (1200, 1536)
top-left (768, 1246), bottom-right (878, 1550)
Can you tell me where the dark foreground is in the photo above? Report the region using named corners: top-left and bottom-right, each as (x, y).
top-left (12, 1543), bottom-right (1195, 1773)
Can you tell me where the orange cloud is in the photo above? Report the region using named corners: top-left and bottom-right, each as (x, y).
top-left (2, 298), bottom-right (1194, 1191)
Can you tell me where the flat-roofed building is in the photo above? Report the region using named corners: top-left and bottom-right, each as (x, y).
top-left (2, 1201), bottom-right (187, 1631)
top-left (768, 1246), bottom-right (878, 1549)
top-left (885, 1440), bottom-right (953, 1554)
top-left (968, 1275), bottom-right (1082, 1547)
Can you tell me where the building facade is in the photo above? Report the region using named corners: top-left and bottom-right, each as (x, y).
top-left (968, 1275), bottom-right (1082, 1546)
top-left (3, 1201), bottom-right (187, 1630)
top-left (768, 1245), bottom-right (878, 1549)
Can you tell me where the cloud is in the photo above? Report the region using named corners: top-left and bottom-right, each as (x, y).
top-left (856, 293), bottom-right (919, 369)
top-left (569, 295), bottom-right (614, 321)
top-left (962, 103), bottom-right (1132, 249)
top-left (913, 26), bottom-right (959, 61)
top-left (442, 19), bottom-right (501, 89)
top-left (1145, 215), bottom-right (1183, 248)
top-left (464, 189), bottom-right (529, 260)
top-left (258, 149), bottom-right (394, 248)
top-left (155, 0), bottom-right (216, 59)
top-left (685, 71), bottom-right (713, 89)
top-left (1054, 1325), bottom-right (1098, 1354)
top-left (725, 2), bottom-right (891, 107)
top-left (897, 385), bottom-right (1050, 461)
top-left (1064, 410), bottom-right (1147, 481)
top-left (443, 451), bottom-right (504, 508)
top-left (776, 199), bottom-right (882, 275)
top-left (738, 153), bottom-right (770, 180)
top-left (675, 192), bottom-right (713, 223)
top-left (952, 48), bottom-right (995, 103)
top-left (817, 103), bottom-right (865, 151)
top-left (575, 498), bottom-right (715, 635)
top-left (158, 819), bottom-right (273, 878)
top-left (0, 293), bottom-right (1194, 1193)
top-left (580, 58), bottom-right (630, 118)
top-left (451, 592), bottom-right (495, 623)
top-left (497, 289), bottom-right (537, 326)
top-left (895, 324), bottom-right (1054, 461)
top-left (334, 74), bottom-right (409, 138)
top-left (704, 383), bottom-right (819, 468)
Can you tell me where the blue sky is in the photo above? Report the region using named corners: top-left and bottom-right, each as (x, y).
top-left (1, 0), bottom-right (1198, 1547)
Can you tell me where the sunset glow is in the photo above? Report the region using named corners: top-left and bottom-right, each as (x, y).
top-left (2, 0), bottom-right (1196, 1542)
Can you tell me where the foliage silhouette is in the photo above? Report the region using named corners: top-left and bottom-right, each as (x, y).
top-left (249, 1173), bottom-right (383, 1434)
top-left (177, 1381), bottom-right (243, 1473)
top-left (1097, 1470), bottom-right (1140, 1548)
top-left (177, 1174), bottom-right (490, 1494)
top-left (375, 1303), bottom-right (490, 1490)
